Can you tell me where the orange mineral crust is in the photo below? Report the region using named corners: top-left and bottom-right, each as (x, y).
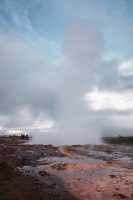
top-left (37, 146), bottom-right (133, 200)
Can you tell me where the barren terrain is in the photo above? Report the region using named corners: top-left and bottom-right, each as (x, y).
top-left (0, 136), bottom-right (133, 200)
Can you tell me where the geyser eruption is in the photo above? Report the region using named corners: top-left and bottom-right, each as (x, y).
top-left (1, 1), bottom-right (133, 146)
top-left (53, 20), bottom-right (103, 145)
top-left (29, 19), bottom-right (104, 145)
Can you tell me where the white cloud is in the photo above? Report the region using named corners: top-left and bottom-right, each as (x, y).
top-left (86, 88), bottom-right (133, 111)
top-left (118, 60), bottom-right (133, 76)
top-left (11, 11), bottom-right (32, 30)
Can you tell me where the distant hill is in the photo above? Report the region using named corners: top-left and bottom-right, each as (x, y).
top-left (102, 136), bottom-right (133, 144)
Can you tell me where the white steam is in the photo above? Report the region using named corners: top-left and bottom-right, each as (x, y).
top-left (54, 20), bottom-right (103, 145)
top-left (30, 20), bottom-right (104, 145)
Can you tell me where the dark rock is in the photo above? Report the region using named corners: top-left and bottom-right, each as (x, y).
top-left (109, 174), bottom-right (116, 178)
top-left (0, 161), bottom-right (7, 168)
top-left (114, 193), bottom-right (128, 199)
top-left (39, 171), bottom-right (50, 176)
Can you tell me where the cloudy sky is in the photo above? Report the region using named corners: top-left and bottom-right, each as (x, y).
top-left (0, 0), bottom-right (133, 144)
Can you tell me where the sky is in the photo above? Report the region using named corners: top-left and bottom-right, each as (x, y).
top-left (0, 0), bottom-right (133, 144)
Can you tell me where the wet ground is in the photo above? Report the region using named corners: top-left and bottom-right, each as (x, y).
top-left (0, 136), bottom-right (133, 200)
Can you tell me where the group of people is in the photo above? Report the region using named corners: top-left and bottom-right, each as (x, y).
top-left (21, 134), bottom-right (29, 140)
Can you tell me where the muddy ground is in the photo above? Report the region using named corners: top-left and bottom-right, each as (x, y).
top-left (0, 136), bottom-right (133, 200)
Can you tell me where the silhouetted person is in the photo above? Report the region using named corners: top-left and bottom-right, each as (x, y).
top-left (21, 134), bottom-right (25, 139)
top-left (26, 134), bottom-right (29, 140)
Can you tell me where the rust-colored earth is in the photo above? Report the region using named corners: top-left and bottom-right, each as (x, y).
top-left (0, 136), bottom-right (133, 200)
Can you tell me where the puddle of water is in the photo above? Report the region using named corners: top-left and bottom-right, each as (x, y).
top-left (16, 166), bottom-right (39, 176)
top-left (82, 146), bottom-right (133, 163)
top-left (38, 156), bottom-right (103, 165)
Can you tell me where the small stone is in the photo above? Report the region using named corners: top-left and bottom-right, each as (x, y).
top-left (39, 170), bottom-right (50, 176)
top-left (113, 193), bottom-right (128, 199)
top-left (109, 174), bottom-right (116, 178)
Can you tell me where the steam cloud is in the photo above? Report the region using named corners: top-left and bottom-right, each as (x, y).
top-left (55, 20), bottom-right (103, 144)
